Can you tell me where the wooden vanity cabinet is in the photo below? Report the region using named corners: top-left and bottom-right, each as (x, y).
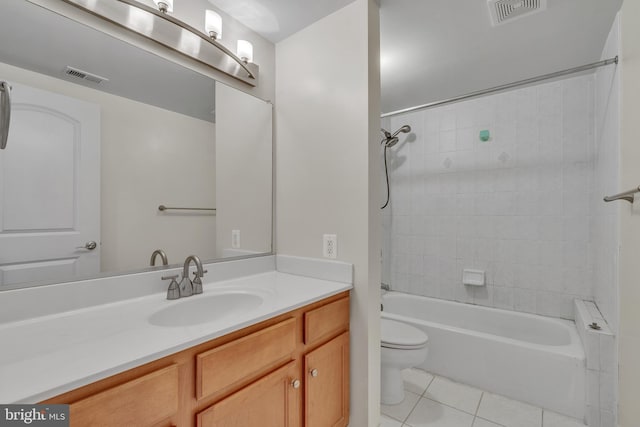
top-left (41, 291), bottom-right (350, 427)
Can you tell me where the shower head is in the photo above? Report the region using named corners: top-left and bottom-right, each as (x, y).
top-left (386, 136), bottom-right (400, 148)
top-left (380, 125), bottom-right (411, 148)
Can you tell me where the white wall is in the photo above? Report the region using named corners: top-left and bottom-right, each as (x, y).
top-left (382, 74), bottom-right (598, 320)
top-left (275, 0), bottom-right (381, 425)
top-left (589, 15), bottom-right (620, 427)
top-left (593, 15), bottom-right (621, 337)
top-left (215, 83), bottom-right (272, 256)
top-left (617, 2), bottom-right (640, 426)
top-left (0, 61), bottom-right (217, 271)
top-left (100, 92), bottom-right (216, 271)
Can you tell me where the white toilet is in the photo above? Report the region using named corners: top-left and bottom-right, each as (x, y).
top-left (380, 318), bottom-right (429, 405)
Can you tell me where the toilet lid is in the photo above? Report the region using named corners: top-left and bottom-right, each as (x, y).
top-left (381, 318), bottom-right (428, 350)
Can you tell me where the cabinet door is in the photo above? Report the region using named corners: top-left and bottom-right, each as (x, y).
top-left (305, 332), bottom-right (349, 427)
top-left (197, 361), bottom-right (300, 427)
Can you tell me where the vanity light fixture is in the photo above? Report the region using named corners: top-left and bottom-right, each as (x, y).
top-left (205, 10), bottom-right (222, 40)
top-left (237, 40), bottom-right (253, 63)
top-left (152, 0), bottom-right (173, 13)
top-left (59, 0), bottom-right (259, 86)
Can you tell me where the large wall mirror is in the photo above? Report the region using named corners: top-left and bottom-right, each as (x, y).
top-left (0, 0), bottom-right (272, 290)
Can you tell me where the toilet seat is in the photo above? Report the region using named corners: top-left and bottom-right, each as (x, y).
top-left (381, 318), bottom-right (428, 350)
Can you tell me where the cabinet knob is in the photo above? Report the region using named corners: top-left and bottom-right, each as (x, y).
top-left (291, 379), bottom-right (301, 389)
top-left (310, 368), bottom-right (319, 377)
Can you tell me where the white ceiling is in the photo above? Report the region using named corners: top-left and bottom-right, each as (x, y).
top-left (197, 0), bottom-right (623, 114)
top-left (206, 0), bottom-right (357, 43)
top-left (380, 0), bottom-right (623, 114)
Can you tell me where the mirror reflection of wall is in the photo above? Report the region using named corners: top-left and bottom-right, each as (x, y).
top-left (215, 83), bottom-right (272, 258)
top-left (0, 1), bottom-right (272, 290)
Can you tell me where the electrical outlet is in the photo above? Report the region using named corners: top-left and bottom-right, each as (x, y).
top-left (232, 229), bottom-right (241, 249)
top-left (323, 234), bottom-right (337, 259)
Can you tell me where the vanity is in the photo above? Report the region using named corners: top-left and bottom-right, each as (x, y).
top-left (44, 293), bottom-right (350, 427)
top-left (0, 258), bottom-right (352, 427)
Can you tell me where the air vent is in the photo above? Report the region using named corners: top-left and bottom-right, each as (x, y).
top-left (64, 66), bottom-right (109, 85)
top-left (488, 0), bottom-right (546, 26)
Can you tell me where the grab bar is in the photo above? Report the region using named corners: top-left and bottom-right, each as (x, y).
top-left (0, 81), bottom-right (11, 150)
top-left (158, 205), bottom-right (216, 213)
top-left (603, 186), bottom-right (640, 204)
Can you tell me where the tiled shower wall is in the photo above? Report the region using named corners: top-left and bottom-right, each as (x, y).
top-left (381, 74), bottom-right (598, 320)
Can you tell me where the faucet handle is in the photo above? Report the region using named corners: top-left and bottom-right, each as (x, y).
top-left (162, 275), bottom-right (180, 300)
top-left (192, 269), bottom-right (208, 278)
top-left (191, 270), bottom-right (207, 295)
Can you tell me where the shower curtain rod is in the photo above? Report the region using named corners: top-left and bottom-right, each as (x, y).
top-left (380, 56), bottom-right (619, 118)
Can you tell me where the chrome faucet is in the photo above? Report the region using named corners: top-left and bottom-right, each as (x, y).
top-left (150, 249), bottom-right (168, 266)
top-left (178, 255), bottom-right (204, 298)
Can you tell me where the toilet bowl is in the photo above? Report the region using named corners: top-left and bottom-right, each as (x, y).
top-left (380, 318), bottom-right (428, 405)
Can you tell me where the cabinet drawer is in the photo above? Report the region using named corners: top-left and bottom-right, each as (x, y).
top-left (69, 364), bottom-right (178, 427)
top-left (304, 297), bottom-right (349, 345)
top-left (197, 361), bottom-right (300, 427)
top-left (196, 318), bottom-right (297, 400)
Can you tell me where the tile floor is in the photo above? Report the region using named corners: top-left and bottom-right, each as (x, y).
top-left (381, 369), bottom-right (587, 427)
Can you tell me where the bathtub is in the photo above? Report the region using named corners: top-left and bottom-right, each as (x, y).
top-left (381, 291), bottom-right (586, 420)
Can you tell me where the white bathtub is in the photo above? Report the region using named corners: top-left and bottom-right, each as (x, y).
top-left (381, 291), bottom-right (586, 420)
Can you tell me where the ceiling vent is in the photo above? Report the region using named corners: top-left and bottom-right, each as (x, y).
top-left (64, 66), bottom-right (109, 85)
top-left (488, 0), bottom-right (547, 26)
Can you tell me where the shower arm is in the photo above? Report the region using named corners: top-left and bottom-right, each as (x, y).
top-left (603, 186), bottom-right (640, 204)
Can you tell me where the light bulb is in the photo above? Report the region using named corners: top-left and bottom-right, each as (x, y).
top-left (153, 0), bottom-right (173, 13)
top-left (237, 40), bottom-right (253, 63)
top-left (205, 10), bottom-right (222, 40)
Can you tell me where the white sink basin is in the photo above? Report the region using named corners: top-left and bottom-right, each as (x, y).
top-left (149, 291), bottom-right (264, 327)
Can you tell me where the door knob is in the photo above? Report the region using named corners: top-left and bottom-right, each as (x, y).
top-left (76, 241), bottom-right (97, 250)
top-left (310, 368), bottom-right (318, 377)
top-left (291, 379), bottom-right (301, 389)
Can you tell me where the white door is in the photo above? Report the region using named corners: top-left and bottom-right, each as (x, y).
top-left (0, 82), bottom-right (100, 288)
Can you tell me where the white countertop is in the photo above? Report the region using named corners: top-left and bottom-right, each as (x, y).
top-left (0, 271), bottom-right (351, 403)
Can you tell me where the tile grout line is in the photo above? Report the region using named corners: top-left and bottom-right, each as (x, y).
top-left (401, 392), bottom-right (423, 425)
top-left (421, 374), bottom-right (436, 396)
top-left (471, 391), bottom-right (485, 427)
top-left (475, 416), bottom-right (507, 427)
top-left (421, 394), bottom-right (482, 417)
top-left (475, 391), bottom-right (485, 416)
top-left (394, 373), bottom-right (436, 427)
